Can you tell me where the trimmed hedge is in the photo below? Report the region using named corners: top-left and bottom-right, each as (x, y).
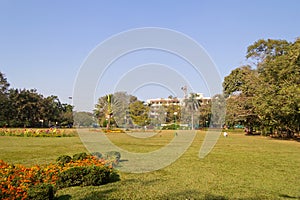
top-left (57, 165), bottom-right (119, 189)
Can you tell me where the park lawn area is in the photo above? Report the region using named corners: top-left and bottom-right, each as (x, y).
top-left (0, 135), bottom-right (87, 166)
top-left (0, 130), bottom-right (299, 199)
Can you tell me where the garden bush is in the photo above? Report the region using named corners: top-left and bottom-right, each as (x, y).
top-left (104, 151), bottom-right (121, 167)
top-left (72, 152), bottom-right (88, 161)
top-left (27, 183), bottom-right (55, 200)
top-left (56, 155), bottom-right (72, 166)
top-left (57, 165), bottom-right (119, 188)
top-left (91, 151), bottom-right (103, 159)
top-left (0, 154), bottom-right (120, 199)
top-left (162, 124), bottom-right (180, 130)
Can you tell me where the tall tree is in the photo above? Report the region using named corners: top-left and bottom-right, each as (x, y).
top-left (182, 93), bottom-right (201, 130)
top-left (224, 38), bottom-right (300, 136)
top-left (249, 38), bottom-right (300, 136)
top-left (0, 72), bottom-right (10, 126)
top-left (73, 111), bottom-right (95, 127)
top-left (129, 100), bottom-right (150, 127)
top-left (94, 94), bottom-right (114, 129)
top-left (210, 94), bottom-right (226, 128)
top-left (223, 66), bottom-right (259, 130)
top-left (198, 100), bottom-right (211, 128)
top-left (94, 92), bottom-right (136, 129)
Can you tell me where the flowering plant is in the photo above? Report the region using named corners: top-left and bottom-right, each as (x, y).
top-left (0, 128), bottom-right (76, 137)
top-left (0, 154), bottom-right (119, 199)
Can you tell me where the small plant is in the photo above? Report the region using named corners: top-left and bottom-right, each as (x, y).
top-left (72, 152), bottom-right (88, 161)
top-left (104, 151), bottom-right (121, 167)
top-left (27, 183), bottom-right (55, 200)
top-left (0, 154), bottom-right (120, 199)
top-left (56, 155), bottom-right (72, 166)
top-left (91, 152), bottom-right (103, 159)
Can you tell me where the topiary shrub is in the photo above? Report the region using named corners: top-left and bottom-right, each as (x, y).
top-left (91, 152), bottom-right (103, 159)
top-left (57, 165), bottom-right (120, 189)
top-left (104, 151), bottom-right (121, 167)
top-left (57, 166), bottom-right (86, 188)
top-left (72, 152), bottom-right (88, 161)
top-left (56, 155), bottom-right (72, 166)
top-left (27, 183), bottom-right (55, 200)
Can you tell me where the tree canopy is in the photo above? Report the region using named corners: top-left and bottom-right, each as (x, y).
top-left (0, 72), bottom-right (73, 127)
top-left (224, 38), bottom-right (300, 136)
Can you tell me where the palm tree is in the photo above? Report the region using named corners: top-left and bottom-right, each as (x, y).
top-left (94, 94), bottom-right (113, 130)
top-left (183, 93), bottom-right (201, 130)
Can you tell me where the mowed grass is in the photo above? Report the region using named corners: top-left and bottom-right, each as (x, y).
top-left (1, 130), bottom-right (300, 199)
top-left (0, 135), bottom-right (86, 166)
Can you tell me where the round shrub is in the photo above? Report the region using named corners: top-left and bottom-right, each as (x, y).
top-left (56, 155), bottom-right (72, 166)
top-left (105, 151), bottom-right (121, 161)
top-left (72, 152), bottom-right (88, 161)
top-left (57, 165), bottom-right (119, 189)
top-left (104, 151), bottom-right (121, 167)
top-left (27, 183), bottom-right (55, 200)
top-left (91, 152), bottom-right (103, 159)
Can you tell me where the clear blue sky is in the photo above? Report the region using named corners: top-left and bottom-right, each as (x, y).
top-left (1, 0), bottom-right (299, 111)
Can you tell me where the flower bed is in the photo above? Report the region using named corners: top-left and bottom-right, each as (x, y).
top-left (103, 128), bottom-right (125, 133)
top-left (0, 128), bottom-right (76, 137)
top-left (0, 153), bottom-right (120, 200)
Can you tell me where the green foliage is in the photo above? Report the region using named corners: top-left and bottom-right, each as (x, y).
top-left (129, 100), bottom-right (150, 127)
top-left (224, 38), bottom-right (300, 136)
top-left (0, 72), bottom-right (10, 127)
top-left (0, 128), bottom-right (76, 137)
top-left (165, 104), bottom-right (181, 123)
top-left (72, 152), bottom-right (88, 161)
top-left (181, 93), bottom-right (202, 130)
top-left (210, 94), bottom-right (226, 128)
top-left (162, 124), bottom-right (180, 130)
top-left (56, 155), bottom-right (72, 166)
top-left (0, 72), bottom-right (74, 128)
top-left (94, 92), bottom-right (136, 129)
top-left (73, 111), bottom-right (96, 127)
top-left (27, 183), bottom-right (55, 200)
top-left (57, 165), bottom-right (119, 189)
top-left (91, 152), bottom-right (103, 159)
top-left (104, 151), bottom-right (121, 167)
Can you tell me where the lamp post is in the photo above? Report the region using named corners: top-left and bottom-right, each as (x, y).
top-left (174, 112), bottom-right (178, 136)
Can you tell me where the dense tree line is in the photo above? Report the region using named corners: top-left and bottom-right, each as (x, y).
top-left (0, 72), bottom-right (73, 128)
top-left (94, 92), bottom-right (217, 129)
top-left (94, 92), bottom-right (147, 129)
top-left (223, 38), bottom-right (300, 136)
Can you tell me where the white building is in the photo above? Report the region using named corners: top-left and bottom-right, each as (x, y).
top-left (146, 93), bottom-right (211, 122)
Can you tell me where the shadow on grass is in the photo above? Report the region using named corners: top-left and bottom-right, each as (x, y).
top-left (204, 194), bottom-right (228, 200)
top-left (55, 194), bottom-right (71, 200)
top-left (157, 190), bottom-right (228, 200)
top-left (80, 188), bottom-right (117, 200)
top-left (279, 194), bottom-right (300, 199)
top-left (55, 188), bottom-right (117, 200)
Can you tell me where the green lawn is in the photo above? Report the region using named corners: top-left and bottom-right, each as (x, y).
top-left (0, 130), bottom-right (299, 199)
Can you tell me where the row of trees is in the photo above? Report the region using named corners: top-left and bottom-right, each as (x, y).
top-left (223, 38), bottom-right (300, 136)
top-left (93, 92), bottom-right (225, 130)
top-left (93, 38), bottom-right (299, 136)
top-left (0, 72), bottom-right (73, 127)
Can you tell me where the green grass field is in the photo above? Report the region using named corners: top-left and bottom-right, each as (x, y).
top-left (0, 130), bottom-right (299, 199)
